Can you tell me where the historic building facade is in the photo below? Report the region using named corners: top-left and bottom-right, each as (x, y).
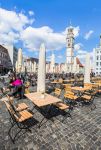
top-left (24, 57), bottom-right (38, 73)
top-left (3, 45), bottom-right (18, 69)
top-left (93, 35), bottom-right (101, 75)
top-left (0, 45), bottom-right (12, 74)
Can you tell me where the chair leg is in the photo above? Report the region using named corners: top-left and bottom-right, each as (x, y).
top-left (8, 122), bottom-right (16, 143)
top-left (62, 110), bottom-right (72, 123)
top-left (13, 128), bottom-right (22, 143)
top-left (90, 103), bottom-right (96, 111)
top-left (38, 117), bottom-right (45, 128)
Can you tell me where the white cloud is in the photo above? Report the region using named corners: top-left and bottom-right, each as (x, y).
top-left (0, 7), bottom-right (34, 44)
top-left (20, 26), bottom-right (66, 51)
top-left (84, 30), bottom-right (94, 40)
top-left (0, 7), bottom-right (80, 52)
top-left (76, 50), bottom-right (93, 65)
top-left (29, 10), bottom-right (34, 16)
top-left (74, 43), bottom-right (83, 51)
top-left (57, 55), bottom-right (63, 59)
top-left (73, 26), bottom-right (80, 37)
top-left (77, 49), bottom-right (87, 54)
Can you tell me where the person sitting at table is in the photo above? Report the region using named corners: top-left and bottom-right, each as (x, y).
top-left (10, 75), bottom-right (23, 99)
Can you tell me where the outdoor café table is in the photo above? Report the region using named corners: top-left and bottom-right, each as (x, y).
top-left (63, 79), bottom-right (71, 83)
top-left (72, 86), bottom-right (92, 91)
top-left (25, 92), bottom-right (61, 127)
top-left (71, 86), bottom-right (92, 97)
top-left (51, 81), bottom-right (62, 84)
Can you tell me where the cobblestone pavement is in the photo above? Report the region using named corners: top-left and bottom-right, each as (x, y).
top-left (0, 94), bottom-right (101, 150)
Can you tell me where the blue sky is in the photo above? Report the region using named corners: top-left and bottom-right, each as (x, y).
top-left (0, 0), bottom-right (101, 64)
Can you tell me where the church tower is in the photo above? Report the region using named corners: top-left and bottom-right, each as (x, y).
top-left (66, 26), bottom-right (74, 72)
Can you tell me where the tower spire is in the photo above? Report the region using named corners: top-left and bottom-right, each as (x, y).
top-left (100, 35), bottom-right (101, 47)
top-left (69, 19), bottom-right (72, 26)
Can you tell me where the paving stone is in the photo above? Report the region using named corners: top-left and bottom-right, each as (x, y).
top-left (0, 91), bottom-right (101, 150)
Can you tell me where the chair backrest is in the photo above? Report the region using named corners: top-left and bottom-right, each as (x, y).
top-left (84, 83), bottom-right (92, 89)
top-left (4, 99), bottom-right (20, 121)
top-left (25, 81), bottom-right (30, 87)
top-left (65, 84), bottom-right (72, 92)
top-left (4, 100), bottom-right (16, 117)
top-left (59, 78), bottom-right (63, 83)
top-left (54, 88), bottom-right (61, 97)
top-left (91, 84), bottom-right (99, 94)
top-left (64, 91), bottom-right (75, 99)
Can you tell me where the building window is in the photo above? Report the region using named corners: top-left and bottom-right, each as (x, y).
top-left (96, 56), bottom-right (99, 60)
top-left (96, 62), bottom-right (98, 66)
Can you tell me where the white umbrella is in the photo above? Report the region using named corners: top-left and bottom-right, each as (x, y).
top-left (73, 57), bottom-right (77, 73)
top-left (30, 61), bottom-right (32, 72)
top-left (37, 43), bottom-right (46, 93)
top-left (34, 61), bottom-right (36, 73)
top-left (17, 48), bottom-right (23, 73)
top-left (84, 53), bottom-right (91, 83)
top-left (32, 63), bottom-right (34, 72)
top-left (51, 53), bottom-right (55, 73)
top-left (64, 63), bottom-right (67, 73)
top-left (15, 61), bottom-right (18, 72)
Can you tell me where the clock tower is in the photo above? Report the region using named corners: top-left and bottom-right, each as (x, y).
top-left (66, 26), bottom-right (74, 72)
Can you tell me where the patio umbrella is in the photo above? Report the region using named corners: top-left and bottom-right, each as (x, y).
top-left (37, 43), bottom-right (46, 93)
top-left (84, 53), bottom-right (90, 83)
top-left (65, 63), bottom-right (67, 73)
top-left (51, 53), bottom-right (55, 73)
top-left (30, 61), bottom-right (32, 72)
top-left (73, 57), bottom-right (77, 73)
top-left (18, 48), bottom-right (23, 73)
top-left (15, 61), bottom-right (18, 72)
top-left (32, 63), bottom-right (34, 72)
top-left (34, 61), bottom-right (36, 73)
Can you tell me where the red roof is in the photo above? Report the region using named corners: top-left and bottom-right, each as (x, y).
top-left (76, 57), bottom-right (84, 67)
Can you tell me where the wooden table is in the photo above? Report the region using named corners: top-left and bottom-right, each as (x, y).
top-left (63, 80), bottom-right (71, 82)
top-left (51, 81), bottom-right (62, 84)
top-left (71, 86), bottom-right (91, 92)
top-left (25, 92), bottom-right (61, 127)
top-left (25, 92), bottom-right (61, 107)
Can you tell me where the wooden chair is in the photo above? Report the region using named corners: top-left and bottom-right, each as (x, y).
top-left (59, 78), bottom-right (63, 83)
top-left (53, 88), bottom-right (73, 122)
top-left (84, 83), bottom-right (92, 88)
top-left (54, 88), bottom-right (61, 98)
top-left (80, 90), bottom-right (96, 110)
top-left (53, 102), bottom-right (73, 122)
top-left (24, 82), bottom-right (30, 94)
top-left (7, 95), bottom-right (29, 111)
top-left (0, 87), bottom-right (10, 99)
top-left (3, 100), bottom-right (34, 143)
top-left (92, 84), bottom-right (99, 95)
top-left (65, 84), bottom-right (72, 93)
top-left (64, 91), bottom-right (79, 106)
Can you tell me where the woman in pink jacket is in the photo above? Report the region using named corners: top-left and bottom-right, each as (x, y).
top-left (10, 75), bottom-right (23, 99)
